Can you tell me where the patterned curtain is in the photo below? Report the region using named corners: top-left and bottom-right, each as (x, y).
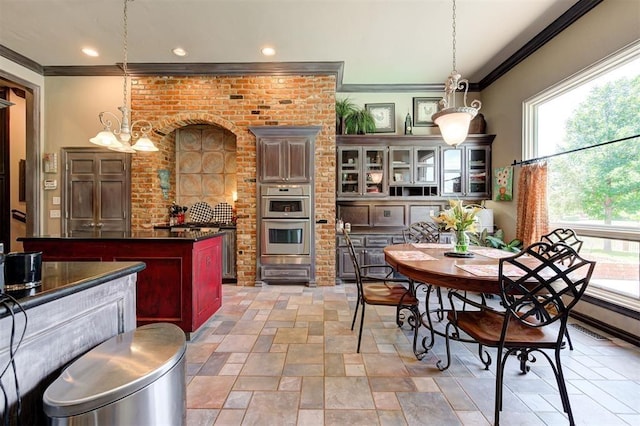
top-left (516, 162), bottom-right (549, 246)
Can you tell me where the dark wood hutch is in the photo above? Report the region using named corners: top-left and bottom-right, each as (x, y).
top-left (336, 134), bottom-right (495, 282)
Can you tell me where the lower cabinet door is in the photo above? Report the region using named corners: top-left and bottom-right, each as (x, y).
top-left (193, 237), bottom-right (222, 329)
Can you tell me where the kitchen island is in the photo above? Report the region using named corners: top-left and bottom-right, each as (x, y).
top-left (0, 261), bottom-right (143, 425)
top-left (21, 230), bottom-right (224, 337)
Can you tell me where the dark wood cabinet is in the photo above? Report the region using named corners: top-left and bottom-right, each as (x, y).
top-left (336, 232), bottom-right (405, 282)
top-left (220, 227), bottom-right (237, 281)
top-left (252, 126), bottom-right (321, 183)
top-left (337, 146), bottom-right (387, 197)
top-left (441, 145), bottom-right (491, 198)
top-left (62, 148), bottom-right (131, 233)
top-left (337, 134), bottom-right (493, 201)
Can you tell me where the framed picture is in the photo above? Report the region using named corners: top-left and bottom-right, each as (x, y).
top-left (413, 97), bottom-right (440, 127)
top-left (494, 166), bottom-right (513, 201)
top-left (365, 103), bottom-right (395, 133)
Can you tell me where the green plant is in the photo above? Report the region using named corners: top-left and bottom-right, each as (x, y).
top-left (469, 228), bottom-right (523, 252)
top-left (344, 107), bottom-right (376, 134)
top-left (336, 97), bottom-right (357, 119)
top-left (335, 98), bottom-right (358, 135)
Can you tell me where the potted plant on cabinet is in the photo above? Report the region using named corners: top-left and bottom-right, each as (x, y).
top-left (344, 107), bottom-right (376, 134)
top-left (336, 98), bottom-right (357, 135)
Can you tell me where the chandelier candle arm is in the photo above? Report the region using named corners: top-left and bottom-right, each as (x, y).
top-left (431, 0), bottom-right (482, 147)
top-left (88, 0), bottom-right (158, 153)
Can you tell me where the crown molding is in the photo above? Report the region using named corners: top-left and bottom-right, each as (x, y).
top-left (338, 83), bottom-right (480, 93)
top-left (0, 44), bottom-right (43, 75)
top-left (42, 61), bottom-right (344, 78)
top-left (478, 0), bottom-right (603, 90)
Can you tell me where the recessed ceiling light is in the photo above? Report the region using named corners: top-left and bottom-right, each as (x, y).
top-left (82, 47), bottom-right (99, 57)
top-left (261, 46), bottom-right (276, 56)
top-left (172, 47), bottom-right (188, 57)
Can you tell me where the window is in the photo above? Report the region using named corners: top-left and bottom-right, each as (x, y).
top-left (524, 40), bottom-right (640, 308)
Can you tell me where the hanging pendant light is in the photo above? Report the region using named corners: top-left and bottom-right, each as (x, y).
top-left (431, 0), bottom-right (481, 147)
top-left (89, 0), bottom-right (158, 153)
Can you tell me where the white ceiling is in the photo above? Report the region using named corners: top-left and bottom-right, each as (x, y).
top-left (0, 0), bottom-right (580, 85)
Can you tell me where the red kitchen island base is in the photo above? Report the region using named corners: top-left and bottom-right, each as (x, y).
top-left (21, 230), bottom-right (223, 337)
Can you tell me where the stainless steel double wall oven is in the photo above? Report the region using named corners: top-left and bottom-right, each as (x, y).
top-left (251, 126), bottom-right (320, 286)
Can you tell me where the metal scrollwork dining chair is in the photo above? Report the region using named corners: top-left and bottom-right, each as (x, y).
top-left (402, 221), bottom-right (441, 245)
top-left (441, 242), bottom-right (595, 425)
top-left (540, 228), bottom-right (584, 350)
top-left (402, 221), bottom-right (447, 322)
top-left (343, 231), bottom-right (421, 354)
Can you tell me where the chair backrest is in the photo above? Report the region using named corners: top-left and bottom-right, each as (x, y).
top-left (498, 241), bottom-right (596, 328)
top-left (541, 228), bottom-right (583, 253)
top-left (343, 231), bottom-right (364, 295)
top-left (403, 221), bottom-right (440, 244)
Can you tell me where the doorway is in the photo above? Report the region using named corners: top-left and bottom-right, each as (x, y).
top-left (0, 72), bottom-right (41, 251)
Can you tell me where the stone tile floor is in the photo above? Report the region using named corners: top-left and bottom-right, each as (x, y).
top-left (185, 284), bottom-right (640, 425)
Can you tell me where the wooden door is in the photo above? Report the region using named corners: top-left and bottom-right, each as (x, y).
top-left (259, 139), bottom-right (286, 181)
top-left (63, 148), bottom-right (131, 233)
top-left (285, 137), bottom-right (310, 182)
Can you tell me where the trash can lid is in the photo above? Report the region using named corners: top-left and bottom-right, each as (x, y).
top-left (43, 323), bottom-right (186, 417)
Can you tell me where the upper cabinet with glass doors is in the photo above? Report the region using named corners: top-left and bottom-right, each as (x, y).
top-left (338, 147), bottom-right (387, 197)
top-left (440, 145), bottom-right (491, 198)
top-left (388, 146), bottom-right (439, 197)
top-left (337, 134), bottom-right (493, 200)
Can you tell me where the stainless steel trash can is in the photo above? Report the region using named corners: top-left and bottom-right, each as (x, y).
top-left (43, 323), bottom-right (187, 426)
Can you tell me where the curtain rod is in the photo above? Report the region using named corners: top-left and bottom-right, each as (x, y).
top-left (511, 133), bottom-right (640, 167)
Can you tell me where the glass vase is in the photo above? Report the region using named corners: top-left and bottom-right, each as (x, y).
top-left (452, 230), bottom-right (470, 253)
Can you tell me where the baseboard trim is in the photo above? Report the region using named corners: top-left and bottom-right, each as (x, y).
top-left (571, 311), bottom-right (640, 347)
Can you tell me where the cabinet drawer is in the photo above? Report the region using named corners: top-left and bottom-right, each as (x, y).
top-left (392, 235), bottom-right (406, 244)
top-left (365, 236), bottom-right (392, 247)
top-left (261, 265), bottom-right (311, 280)
top-left (338, 205), bottom-right (370, 226)
top-left (372, 205), bottom-right (405, 227)
top-left (337, 235), bottom-right (365, 247)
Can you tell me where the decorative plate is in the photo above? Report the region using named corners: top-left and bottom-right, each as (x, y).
top-left (212, 202), bottom-right (233, 224)
top-left (189, 202), bottom-right (213, 223)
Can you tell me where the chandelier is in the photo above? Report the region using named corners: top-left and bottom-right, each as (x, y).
top-left (431, 0), bottom-right (481, 147)
top-left (89, 0), bottom-right (158, 153)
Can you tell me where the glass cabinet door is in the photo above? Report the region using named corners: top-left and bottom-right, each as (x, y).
top-left (414, 147), bottom-right (438, 184)
top-left (338, 148), bottom-right (361, 195)
top-left (441, 148), bottom-right (463, 195)
top-left (389, 147), bottom-right (412, 185)
top-left (363, 148), bottom-right (386, 195)
top-left (467, 147), bottom-right (490, 196)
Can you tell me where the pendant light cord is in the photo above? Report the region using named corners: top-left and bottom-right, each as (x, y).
top-left (122, 0), bottom-right (129, 108)
top-left (451, 0), bottom-right (457, 72)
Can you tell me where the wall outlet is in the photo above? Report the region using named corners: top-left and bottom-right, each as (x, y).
top-left (53, 196), bottom-right (61, 205)
top-left (50, 209), bottom-right (61, 218)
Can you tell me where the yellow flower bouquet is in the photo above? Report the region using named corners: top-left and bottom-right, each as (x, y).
top-left (432, 200), bottom-right (482, 253)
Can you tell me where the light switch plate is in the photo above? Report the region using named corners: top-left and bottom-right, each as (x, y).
top-left (53, 196), bottom-right (61, 205)
top-left (50, 209), bottom-right (61, 218)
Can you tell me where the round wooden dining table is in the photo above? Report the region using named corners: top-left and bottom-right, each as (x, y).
top-left (384, 243), bottom-right (518, 366)
top-left (384, 243), bottom-right (516, 294)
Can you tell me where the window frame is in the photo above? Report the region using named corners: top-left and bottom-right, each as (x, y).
top-left (522, 39), bottom-right (640, 311)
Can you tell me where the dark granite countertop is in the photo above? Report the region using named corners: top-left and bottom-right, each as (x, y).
top-left (0, 261), bottom-right (145, 316)
top-left (19, 229), bottom-right (223, 242)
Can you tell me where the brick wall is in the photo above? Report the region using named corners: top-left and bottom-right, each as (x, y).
top-left (129, 75), bottom-right (337, 286)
